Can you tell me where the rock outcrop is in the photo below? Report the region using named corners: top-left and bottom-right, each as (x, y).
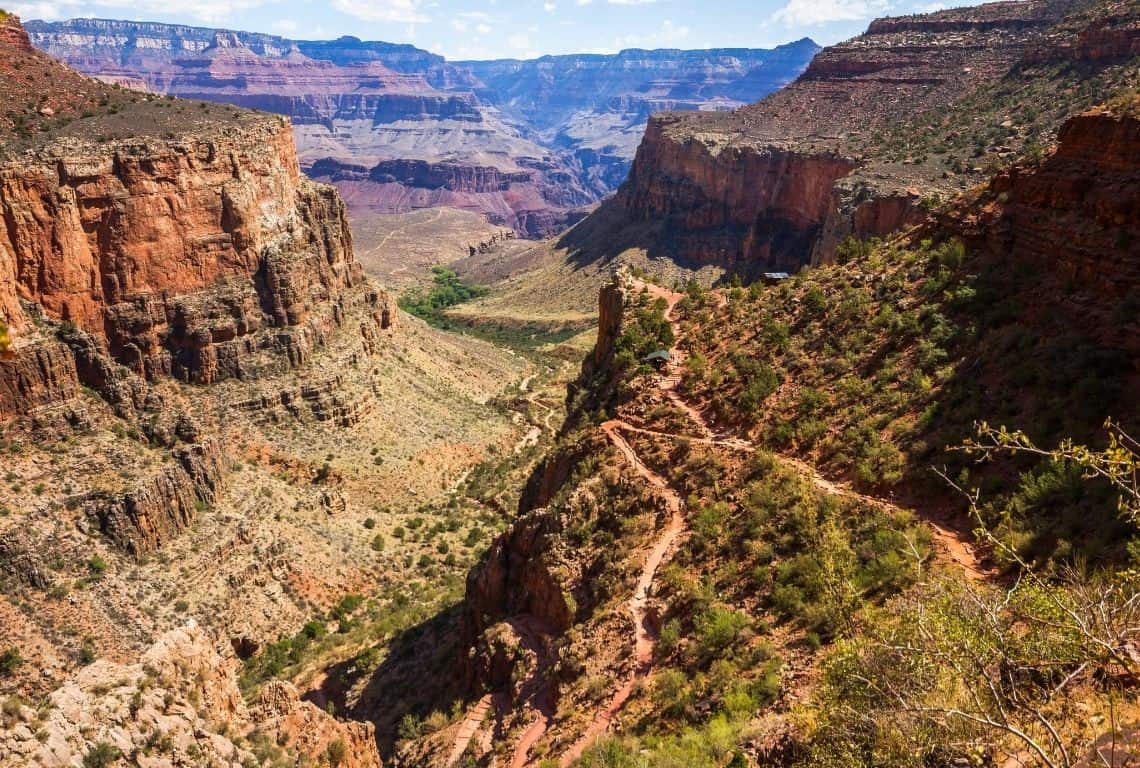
top-left (945, 97), bottom-right (1140, 352)
top-left (0, 621), bottom-right (381, 768)
top-left (592, 269), bottom-right (632, 368)
top-left (258, 681), bottom-right (382, 768)
top-left (86, 440), bottom-right (228, 556)
top-left (0, 14), bottom-right (396, 426)
top-left (970, 102), bottom-right (1140, 292)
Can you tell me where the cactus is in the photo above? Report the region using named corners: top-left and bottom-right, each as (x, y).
top-left (0, 320), bottom-right (10, 354)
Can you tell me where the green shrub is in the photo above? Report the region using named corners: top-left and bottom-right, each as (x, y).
top-left (736, 365), bottom-right (781, 414)
top-left (0, 647), bottom-right (21, 675)
top-left (325, 737), bottom-right (347, 767)
top-left (652, 668), bottom-right (693, 717)
top-left (804, 286), bottom-right (827, 312)
top-left (83, 743), bottom-right (121, 768)
top-left (695, 606), bottom-right (750, 660)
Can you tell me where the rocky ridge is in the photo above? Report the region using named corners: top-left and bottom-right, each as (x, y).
top-left (1, 14), bottom-right (396, 425)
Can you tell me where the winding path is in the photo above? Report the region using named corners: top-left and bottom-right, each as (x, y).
top-left (447, 694), bottom-right (493, 766)
top-left (457, 277), bottom-right (990, 767)
top-left (557, 422), bottom-right (688, 767)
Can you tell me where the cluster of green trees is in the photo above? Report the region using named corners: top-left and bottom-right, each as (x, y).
top-left (398, 267), bottom-right (489, 326)
top-left (613, 292), bottom-right (674, 372)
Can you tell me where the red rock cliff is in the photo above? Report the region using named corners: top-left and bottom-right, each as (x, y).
top-left (0, 15), bottom-right (396, 422)
top-left (593, 0), bottom-right (1135, 274)
top-left (616, 116), bottom-right (856, 270)
top-left (952, 101), bottom-right (1140, 306)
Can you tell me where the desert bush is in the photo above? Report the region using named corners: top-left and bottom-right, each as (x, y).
top-left (325, 737), bottom-right (347, 767)
top-left (0, 647), bottom-right (21, 675)
top-left (694, 606), bottom-right (749, 661)
top-left (83, 742), bottom-right (121, 768)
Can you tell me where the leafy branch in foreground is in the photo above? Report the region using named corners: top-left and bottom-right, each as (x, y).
top-left (955, 419), bottom-right (1140, 524)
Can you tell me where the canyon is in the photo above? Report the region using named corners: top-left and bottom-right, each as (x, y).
top-left (1, 0), bottom-right (1138, 766)
top-left (0, 13), bottom-right (548, 766)
top-left (26, 19), bottom-right (819, 237)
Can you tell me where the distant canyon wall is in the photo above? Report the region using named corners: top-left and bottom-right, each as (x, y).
top-left (26, 19), bottom-right (818, 237)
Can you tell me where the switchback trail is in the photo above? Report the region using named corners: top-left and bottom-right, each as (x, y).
top-left (628, 278), bottom-right (989, 580)
top-left (446, 694), bottom-right (492, 766)
top-left (557, 422), bottom-right (688, 767)
top-left (465, 277), bottom-right (990, 767)
top-left (506, 614), bottom-right (558, 768)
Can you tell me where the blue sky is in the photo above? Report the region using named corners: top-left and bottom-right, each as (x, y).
top-left (10, 0), bottom-right (976, 59)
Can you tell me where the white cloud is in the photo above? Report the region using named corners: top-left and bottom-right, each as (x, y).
top-left (771, 0), bottom-right (891, 26)
top-left (9, 0), bottom-right (272, 23)
top-left (328, 0), bottom-right (430, 24)
top-left (543, 1), bottom-right (556, 11)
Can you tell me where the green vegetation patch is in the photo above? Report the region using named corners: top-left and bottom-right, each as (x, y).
top-left (399, 266), bottom-right (490, 325)
top-left (676, 233), bottom-right (1135, 571)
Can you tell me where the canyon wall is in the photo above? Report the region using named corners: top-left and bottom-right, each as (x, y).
top-left (0, 118), bottom-right (395, 422)
top-left (0, 126), bottom-right (390, 422)
top-left (27, 18), bottom-right (819, 237)
top-left (946, 99), bottom-right (1140, 357)
top-left (615, 117), bottom-right (857, 271)
top-left (0, 12), bottom-right (396, 423)
top-left (591, 0), bottom-right (1138, 275)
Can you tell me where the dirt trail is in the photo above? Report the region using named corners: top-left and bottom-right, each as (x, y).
top-left (366, 208), bottom-right (446, 278)
top-left (447, 694), bottom-right (493, 766)
top-left (494, 278), bottom-right (989, 767)
top-left (505, 614), bottom-right (558, 768)
top-left (627, 278), bottom-right (989, 580)
top-left (557, 422), bottom-right (688, 767)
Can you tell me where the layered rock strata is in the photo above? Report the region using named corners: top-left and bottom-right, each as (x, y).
top-left (28, 18), bottom-right (820, 236)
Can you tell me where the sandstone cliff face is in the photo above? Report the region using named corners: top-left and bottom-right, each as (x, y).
top-left (0, 113), bottom-right (395, 422)
top-left (592, 269), bottom-right (631, 368)
top-left (617, 117), bottom-right (856, 270)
